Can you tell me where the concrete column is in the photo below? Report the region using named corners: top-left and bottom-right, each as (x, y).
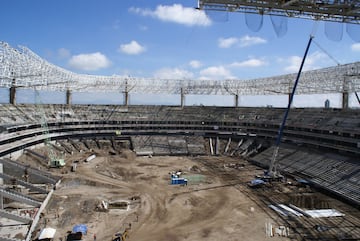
top-left (224, 138), bottom-right (231, 154)
top-left (124, 91), bottom-right (129, 106)
top-left (209, 138), bottom-right (214, 155)
top-left (66, 89), bottom-right (72, 106)
top-left (342, 91), bottom-right (349, 109)
top-left (124, 80), bottom-right (129, 106)
top-left (342, 77), bottom-right (349, 109)
top-left (9, 86), bottom-right (16, 104)
top-left (234, 94), bottom-right (239, 107)
top-left (9, 78), bottom-right (17, 104)
top-left (288, 93), bottom-right (291, 107)
top-left (181, 88), bottom-right (185, 107)
top-left (215, 137), bottom-right (220, 155)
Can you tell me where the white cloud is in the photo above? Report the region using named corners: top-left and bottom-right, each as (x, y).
top-left (218, 37), bottom-right (238, 48)
top-left (284, 56), bottom-right (303, 73)
top-left (230, 58), bottom-right (267, 68)
top-left (58, 48), bottom-right (70, 59)
top-left (119, 41), bottom-right (146, 55)
top-left (154, 67), bottom-right (194, 79)
top-left (189, 60), bottom-right (202, 68)
top-left (129, 4), bottom-right (211, 26)
top-left (199, 65), bottom-right (234, 79)
top-left (351, 43), bottom-right (360, 51)
top-left (218, 35), bottom-right (267, 48)
top-left (239, 35), bottom-right (267, 47)
top-left (68, 52), bottom-right (111, 71)
top-left (283, 51), bottom-right (328, 73)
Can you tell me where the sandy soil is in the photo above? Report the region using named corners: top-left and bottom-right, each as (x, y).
top-left (37, 150), bottom-right (291, 241)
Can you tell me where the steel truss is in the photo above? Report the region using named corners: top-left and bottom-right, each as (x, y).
top-left (198, 0), bottom-right (360, 24)
top-left (0, 41), bottom-right (359, 96)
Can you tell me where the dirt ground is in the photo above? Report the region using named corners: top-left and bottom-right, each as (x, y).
top-left (34, 149), bottom-right (292, 241)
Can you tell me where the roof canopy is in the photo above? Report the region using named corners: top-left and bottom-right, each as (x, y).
top-left (1, 42), bottom-right (360, 96)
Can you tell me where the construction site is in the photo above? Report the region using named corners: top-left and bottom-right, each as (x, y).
top-left (0, 103), bottom-right (359, 241)
top-left (1, 1), bottom-right (360, 241)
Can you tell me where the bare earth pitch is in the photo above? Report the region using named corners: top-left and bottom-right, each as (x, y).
top-left (34, 149), bottom-right (290, 241)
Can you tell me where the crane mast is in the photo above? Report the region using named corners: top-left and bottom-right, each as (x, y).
top-left (34, 89), bottom-right (65, 168)
top-left (268, 35), bottom-right (314, 177)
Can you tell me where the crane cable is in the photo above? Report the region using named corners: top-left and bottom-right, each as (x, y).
top-left (311, 32), bottom-right (360, 106)
top-left (312, 39), bottom-right (341, 66)
top-left (311, 21), bottom-right (341, 66)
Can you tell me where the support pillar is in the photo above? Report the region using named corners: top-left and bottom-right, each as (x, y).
top-left (234, 94), bottom-right (239, 107)
top-left (342, 91), bottom-right (349, 109)
top-left (181, 88), bottom-right (185, 107)
top-left (209, 138), bottom-right (214, 155)
top-left (66, 89), bottom-right (72, 106)
top-left (124, 91), bottom-right (129, 106)
top-left (288, 93), bottom-right (291, 107)
top-left (224, 138), bottom-right (231, 154)
top-left (124, 79), bottom-right (129, 106)
top-left (9, 78), bottom-right (16, 104)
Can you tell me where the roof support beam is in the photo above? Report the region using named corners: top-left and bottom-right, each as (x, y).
top-left (0, 42), bottom-right (359, 97)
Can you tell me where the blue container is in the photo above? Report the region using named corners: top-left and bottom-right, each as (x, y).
top-left (72, 224), bottom-right (88, 235)
top-left (171, 178), bottom-right (187, 185)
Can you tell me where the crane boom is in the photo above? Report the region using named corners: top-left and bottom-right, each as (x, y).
top-left (268, 35), bottom-right (314, 176)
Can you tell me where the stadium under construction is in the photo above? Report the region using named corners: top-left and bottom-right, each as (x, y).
top-left (1, 1), bottom-right (360, 240)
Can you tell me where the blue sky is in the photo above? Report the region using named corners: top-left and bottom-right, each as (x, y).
top-left (1, 0), bottom-right (359, 107)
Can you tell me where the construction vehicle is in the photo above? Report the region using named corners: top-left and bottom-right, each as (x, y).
top-left (112, 229), bottom-right (129, 241)
top-left (112, 224), bottom-right (131, 241)
top-left (49, 158), bottom-right (66, 168)
top-left (250, 36), bottom-right (314, 186)
top-left (25, 148), bottom-right (65, 168)
top-left (34, 88), bottom-right (66, 168)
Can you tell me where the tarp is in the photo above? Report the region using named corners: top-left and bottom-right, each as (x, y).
top-left (39, 227), bottom-right (56, 240)
top-left (305, 209), bottom-right (344, 218)
top-left (250, 179), bottom-right (265, 186)
top-left (72, 224), bottom-right (88, 235)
